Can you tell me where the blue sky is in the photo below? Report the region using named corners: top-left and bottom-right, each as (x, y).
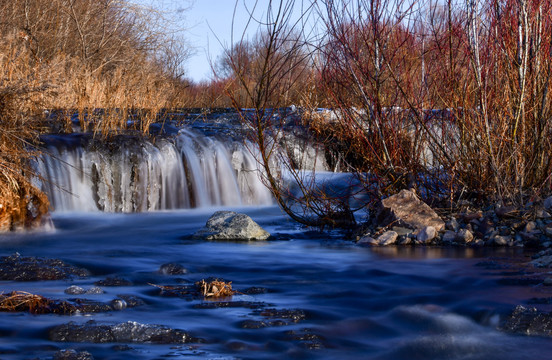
top-left (179, 0), bottom-right (274, 82)
top-left (136, 0), bottom-right (306, 83)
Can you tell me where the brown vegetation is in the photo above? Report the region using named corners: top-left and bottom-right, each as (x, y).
top-left (0, 0), bottom-right (192, 229)
top-left (0, 291), bottom-right (75, 314)
top-left (221, 0), bottom-right (552, 228)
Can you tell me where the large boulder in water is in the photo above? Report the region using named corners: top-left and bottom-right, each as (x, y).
top-left (194, 211), bottom-right (270, 241)
top-left (377, 189), bottom-right (445, 231)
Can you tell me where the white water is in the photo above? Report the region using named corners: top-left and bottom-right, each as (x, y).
top-left (38, 129), bottom-right (273, 212)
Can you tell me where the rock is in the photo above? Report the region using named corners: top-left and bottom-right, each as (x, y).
top-left (500, 305), bottom-right (552, 337)
top-left (85, 287), bottom-right (104, 294)
top-left (110, 299), bottom-right (127, 310)
top-left (530, 255), bottom-right (552, 268)
top-left (456, 229), bottom-right (474, 244)
top-left (194, 211), bottom-right (270, 241)
top-left (94, 277), bottom-right (132, 287)
top-left (496, 205), bottom-right (518, 218)
top-left (0, 253), bottom-right (89, 281)
top-left (159, 263), bottom-right (187, 275)
top-left (377, 231), bottom-right (398, 245)
top-left (357, 236), bottom-right (378, 245)
top-left (442, 231), bottom-right (457, 243)
top-left (462, 211), bottom-right (482, 222)
top-left (543, 278), bottom-right (552, 286)
top-left (49, 320), bottom-right (198, 344)
top-left (392, 226), bottom-right (414, 236)
top-left (65, 286), bottom-right (86, 295)
top-left (544, 196), bottom-right (552, 210)
top-left (358, 231), bottom-right (398, 246)
top-left (536, 209), bottom-right (551, 219)
top-left (525, 221), bottom-right (538, 233)
top-left (416, 226), bottom-right (436, 244)
top-left (492, 235), bottom-right (511, 246)
top-left (545, 224), bottom-right (552, 237)
top-left (53, 349), bottom-right (94, 360)
top-left (446, 218), bottom-right (460, 232)
top-left (377, 190), bottom-right (445, 231)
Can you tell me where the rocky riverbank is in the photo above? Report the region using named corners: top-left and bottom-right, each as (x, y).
top-left (355, 189), bottom-right (552, 251)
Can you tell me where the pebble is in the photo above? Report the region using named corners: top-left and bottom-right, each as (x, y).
top-left (446, 218), bottom-right (460, 232)
top-left (86, 287), bottom-right (105, 294)
top-left (65, 285), bottom-right (86, 295)
top-left (442, 231), bottom-right (457, 243)
top-left (377, 231), bottom-right (398, 246)
top-left (456, 229), bottom-right (474, 244)
top-left (416, 226), bottom-right (436, 244)
top-left (493, 235), bottom-right (511, 246)
top-left (525, 221), bottom-right (537, 233)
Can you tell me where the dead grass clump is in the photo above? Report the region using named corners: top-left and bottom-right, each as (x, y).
top-left (0, 42), bottom-right (52, 230)
top-left (0, 291), bottom-right (75, 314)
top-left (195, 279), bottom-right (236, 298)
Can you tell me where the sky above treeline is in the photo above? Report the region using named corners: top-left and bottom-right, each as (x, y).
top-left (134, 0), bottom-right (306, 83)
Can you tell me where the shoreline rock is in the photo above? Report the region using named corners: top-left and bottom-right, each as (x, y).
top-left (377, 190), bottom-right (445, 232)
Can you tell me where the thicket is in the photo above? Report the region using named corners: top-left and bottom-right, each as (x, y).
top-left (220, 0), bottom-right (552, 227)
top-left (0, 0), bottom-right (190, 229)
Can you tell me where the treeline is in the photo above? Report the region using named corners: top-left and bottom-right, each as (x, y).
top-left (212, 0), bottom-right (552, 226)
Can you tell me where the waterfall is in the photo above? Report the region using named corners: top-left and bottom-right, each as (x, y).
top-left (38, 130), bottom-right (273, 212)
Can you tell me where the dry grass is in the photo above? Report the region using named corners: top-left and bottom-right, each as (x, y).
top-left (195, 279), bottom-right (236, 298)
top-left (0, 291), bottom-right (75, 314)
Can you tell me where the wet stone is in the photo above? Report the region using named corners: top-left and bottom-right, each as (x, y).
top-left (65, 286), bottom-right (86, 295)
top-left (85, 287), bottom-right (105, 295)
top-left (194, 211), bottom-right (270, 241)
top-left (193, 301), bottom-right (266, 310)
top-left (110, 299), bottom-right (127, 311)
top-left (53, 349), bottom-right (94, 360)
top-left (239, 320), bottom-right (269, 329)
top-left (49, 320), bottom-right (199, 344)
top-left (94, 277), bottom-right (133, 287)
top-left (70, 299), bottom-right (113, 313)
top-left (258, 308), bottom-right (307, 323)
top-left (159, 263), bottom-right (188, 275)
top-left (241, 287), bottom-right (269, 295)
top-left (0, 253), bottom-right (89, 281)
top-left (116, 294), bottom-right (145, 308)
top-left (284, 329), bottom-right (327, 350)
top-left (500, 305), bottom-right (552, 337)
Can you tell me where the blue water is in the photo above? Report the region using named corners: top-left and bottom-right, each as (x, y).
top-left (0, 206), bottom-right (551, 359)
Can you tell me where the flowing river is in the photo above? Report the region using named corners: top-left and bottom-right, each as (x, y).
top-left (1, 112), bottom-right (551, 359)
top-left (1, 207), bottom-right (551, 359)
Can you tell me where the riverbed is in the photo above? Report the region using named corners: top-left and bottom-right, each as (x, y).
top-left (0, 206), bottom-right (551, 359)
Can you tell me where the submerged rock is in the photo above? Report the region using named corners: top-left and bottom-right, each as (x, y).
top-left (500, 305), bottom-right (552, 337)
top-left (194, 211), bottom-right (270, 241)
top-left (158, 263), bottom-right (188, 275)
top-left (65, 285), bottom-right (86, 295)
top-left (0, 253), bottom-right (89, 281)
top-left (49, 320), bottom-right (198, 344)
top-left (377, 190), bottom-right (445, 231)
top-left (94, 277), bottom-right (133, 287)
top-left (53, 349), bottom-right (94, 360)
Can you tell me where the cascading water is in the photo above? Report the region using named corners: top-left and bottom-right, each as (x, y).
top-left (38, 128), bottom-right (273, 212)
